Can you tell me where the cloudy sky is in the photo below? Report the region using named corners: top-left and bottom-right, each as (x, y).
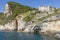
top-left (0, 0), bottom-right (60, 12)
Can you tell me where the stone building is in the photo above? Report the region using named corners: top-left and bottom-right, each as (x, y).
top-left (39, 6), bottom-right (54, 12)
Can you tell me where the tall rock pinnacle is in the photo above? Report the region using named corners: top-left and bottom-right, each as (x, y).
top-left (4, 3), bottom-right (12, 17)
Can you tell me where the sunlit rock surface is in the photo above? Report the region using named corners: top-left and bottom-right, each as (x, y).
top-left (39, 6), bottom-right (55, 12)
top-left (0, 2), bottom-right (60, 34)
top-left (4, 3), bottom-right (12, 17)
top-left (0, 20), bottom-right (16, 31)
top-left (40, 13), bottom-right (60, 33)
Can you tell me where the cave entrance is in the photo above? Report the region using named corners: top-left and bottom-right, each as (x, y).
top-left (14, 19), bottom-right (18, 31)
top-left (33, 25), bottom-right (41, 33)
top-left (14, 14), bottom-right (18, 31)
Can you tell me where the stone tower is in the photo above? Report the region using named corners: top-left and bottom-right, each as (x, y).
top-left (4, 3), bottom-right (12, 17)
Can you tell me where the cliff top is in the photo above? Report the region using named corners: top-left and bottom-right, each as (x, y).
top-left (0, 2), bottom-right (60, 25)
top-left (0, 2), bottom-right (36, 25)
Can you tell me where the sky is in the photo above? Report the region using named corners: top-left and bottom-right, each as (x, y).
top-left (0, 0), bottom-right (60, 12)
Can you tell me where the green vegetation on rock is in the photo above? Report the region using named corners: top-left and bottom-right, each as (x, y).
top-left (0, 1), bottom-right (60, 25)
top-left (38, 8), bottom-right (59, 22)
top-left (23, 15), bottom-right (34, 22)
top-left (0, 2), bottom-right (36, 25)
top-left (8, 2), bottom-right (36, 15)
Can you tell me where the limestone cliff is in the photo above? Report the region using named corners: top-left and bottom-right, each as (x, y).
top-left (0, 20), bottom-right (16, 31)
top-left (0, 2), bottom-right (60, 33)
top-left (4, 3), bottom-right (12, 17)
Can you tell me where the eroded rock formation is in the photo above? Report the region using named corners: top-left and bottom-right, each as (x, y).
top-left (0, 2), bottom-right (60, 33)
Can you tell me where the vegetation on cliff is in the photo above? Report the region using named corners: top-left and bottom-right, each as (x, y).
top-left (8, 2), bottom-right (36, 15)
top-left (38, 9), bottom-right (59, 21)
top-left (0, 2), bottom-right (36, 25)
top-left (0, 1), bottom-right (60, 25)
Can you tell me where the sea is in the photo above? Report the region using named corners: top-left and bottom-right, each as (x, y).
top-left (0, 31), bottom-right (59, 40)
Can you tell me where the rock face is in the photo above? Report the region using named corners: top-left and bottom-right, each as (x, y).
top-left (16, 15), bottom-right (40, 32)
top-left (1, 3), bottom-right (60, 33)
top-left (40, 13), bottom-right (60, 33)
top-left (16, 15), bottom-right (26, 31)
top-left (0, 20), bottom-right (16, 31)
top-left (4, 3), bottom-right (12, 17)
top-left (41, 20), bottom-right (60, 33)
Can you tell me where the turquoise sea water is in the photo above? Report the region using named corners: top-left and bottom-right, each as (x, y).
top-left (0, 32), bottom-right (59, 40)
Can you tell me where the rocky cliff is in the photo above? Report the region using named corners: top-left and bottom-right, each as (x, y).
top-left (0, 2), bottom-right (60, 33)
